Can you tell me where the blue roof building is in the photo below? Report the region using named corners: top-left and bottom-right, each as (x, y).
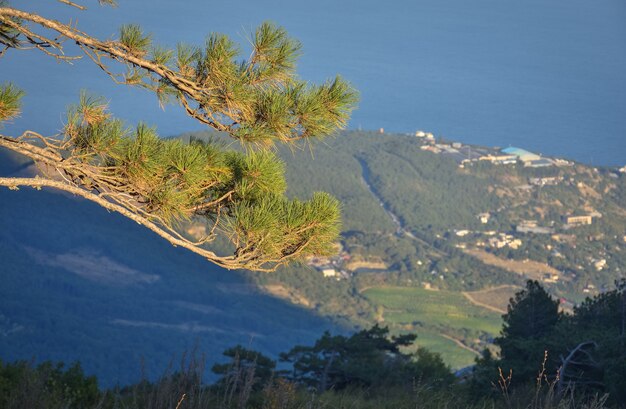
top-left (501, 147), bottom-right (541, 162)
top-left (502, 146), bottom-right (541, 162)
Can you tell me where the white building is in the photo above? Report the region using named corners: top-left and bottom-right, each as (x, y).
top-left (322, 268), bottom-right (337, 278)
top-left (593, 259), bottom-right (607, 271)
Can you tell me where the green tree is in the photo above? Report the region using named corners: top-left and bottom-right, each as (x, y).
top-left (467, 348), bottom-right (500, 401)
top-left (212, 345), bottom-right (276, 393)
top-left (566, 280), bottom-right (626, 403)
top-left (0, 1), bottom-right (357, 272)
top-left (494, 280), bottom-right (561, 384)
top-left (279, 325), bottom-right (451, 391)
top-left (0, 360), bottom-right (100, 409)
top-left (407, 348), bottom-right (455, 387)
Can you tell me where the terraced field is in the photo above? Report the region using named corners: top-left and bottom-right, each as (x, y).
top-left (363, 286), bottom-right (503, 369)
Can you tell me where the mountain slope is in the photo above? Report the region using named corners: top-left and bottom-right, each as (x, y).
top-left (0, 150), bottom-right (338, 387)
top-left (2, 128), bottom-right (624, 377)
top-left (249, 130), bottom-right (625, 368)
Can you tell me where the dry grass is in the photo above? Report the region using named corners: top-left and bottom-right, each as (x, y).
top-left (464, 249), bottom-right (563, 282)
top-left (463, 285), bottom-right (521, 314)
top-left (0, 352), bottom-right (614, 409)
top-left (262, 284), bottom-right (312, 307)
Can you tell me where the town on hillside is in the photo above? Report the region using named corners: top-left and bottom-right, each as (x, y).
top-left (304, 130), bottom-right (624, 304)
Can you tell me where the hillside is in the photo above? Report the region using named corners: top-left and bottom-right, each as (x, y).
top-left (1, 129), bottom-right (624, 376)
top-left (0, 149), bottom-right (339, 387)
top-left (179, 129), bottom-right (625, 368)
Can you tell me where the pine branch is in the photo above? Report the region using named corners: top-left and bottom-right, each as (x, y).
top-left (0, 176), bottom-right (235, 267)
top-left (0, 7), bottom-right (358, 145)
top-left (0, 6), bottom-right (352, 272)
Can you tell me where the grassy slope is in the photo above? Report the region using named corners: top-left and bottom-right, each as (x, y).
top-left (363, 286), bottom-right (501, 368)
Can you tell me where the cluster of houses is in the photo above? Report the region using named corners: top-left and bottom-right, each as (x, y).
top-left (306, 243), bottom-right (352, 279)
top-left (455, 210), bottom-right (600, 251)
top-left (486, 234), bottom-right (523, 249)
top-left (307, 254), bottom-right (351, 279)
top-left (306, 244), bottom-right (391, 279)
top-left (415, 129), bottom-right (564, 169)
top-left (454, 221), bottom-right (610, 290)
top-left (416, 131), bottom-right (612, 289)
top-left (455, 229), bottom-right (523, 250)
top-left (529, 176), bottom-right (562, 186)
top-left (448, 206), bottom-right (608, 289)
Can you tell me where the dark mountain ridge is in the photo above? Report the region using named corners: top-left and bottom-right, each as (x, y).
top-left (0, 149), bottom-right (338, 387)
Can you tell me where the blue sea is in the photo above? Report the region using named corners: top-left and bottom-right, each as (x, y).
top-left (3, 0), bottom-right (625, 166)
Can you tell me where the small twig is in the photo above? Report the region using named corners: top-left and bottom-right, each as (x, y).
top-left (175, 393), bottom-right (186, 409)
top-left (57, 0), bottom-right (87, 10)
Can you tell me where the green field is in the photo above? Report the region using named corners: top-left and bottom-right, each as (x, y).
top-left (363, 286), bottom-right (503, 369)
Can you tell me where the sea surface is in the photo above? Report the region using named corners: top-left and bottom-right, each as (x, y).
top-left (2, 0), bottom-right (625, 166)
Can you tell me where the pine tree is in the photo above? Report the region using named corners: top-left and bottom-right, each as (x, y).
top-left (0, 1), bottom-right (357, 272)
top-left (495, 280), bottom-right (561, 384)
top-left (566, 281), bottom-right (626, 402)
top-left (277, 325), bottom-right (440, 391)
top-left (212, 345), bottom-right (276, 393)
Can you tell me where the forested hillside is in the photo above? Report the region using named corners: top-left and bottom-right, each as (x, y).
top-left (179, 129), bottom-right (626, 369)
top-left (1, 128), bottom-right (624, 378)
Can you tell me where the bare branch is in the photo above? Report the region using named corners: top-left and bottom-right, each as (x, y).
top-left (57, 0), bottom-right (87, 11)
top-left (0, 176), bottom-right (285, 270)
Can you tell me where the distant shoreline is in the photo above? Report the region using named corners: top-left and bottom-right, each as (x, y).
top-left (347, 128), bottom-right (625, 170)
